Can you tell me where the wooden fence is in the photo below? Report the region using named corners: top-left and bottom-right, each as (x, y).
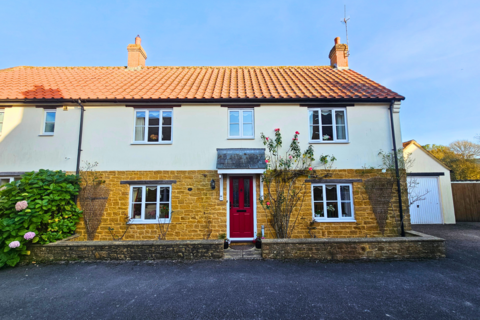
top-left (452, 182), bottom-right (480, 222)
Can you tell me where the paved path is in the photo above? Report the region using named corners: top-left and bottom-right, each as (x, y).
top-left (1, 223), bottom-right (479, 319)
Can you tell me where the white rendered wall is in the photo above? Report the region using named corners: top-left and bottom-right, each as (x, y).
top-left (0, 103), bottom-right (402, 172)
top-left (405, 144), bottom-right (456, 224)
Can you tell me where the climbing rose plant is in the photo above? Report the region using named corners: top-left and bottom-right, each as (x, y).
top-left (0, 170), bottom-right (82, 268)
top-left (259, 129), bottom-right (336, 238)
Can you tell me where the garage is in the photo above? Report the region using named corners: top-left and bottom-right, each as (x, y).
top-left (408, 176), bottom-right (443, 224)
top-left (403, 140), bottom-right (456, 224)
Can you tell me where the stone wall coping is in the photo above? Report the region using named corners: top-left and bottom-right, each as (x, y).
top-left (262, 231), bottom-right (444, 245)
top-left (36, 239), bottom-right (223, 247)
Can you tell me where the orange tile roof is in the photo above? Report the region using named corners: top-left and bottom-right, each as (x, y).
top-left (0, 66), bottom-right (404, 101)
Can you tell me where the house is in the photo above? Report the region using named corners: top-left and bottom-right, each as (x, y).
top-left (403, 140), bottom-right (455, 224)
top-left (0, 36), bottom-right (408, 241)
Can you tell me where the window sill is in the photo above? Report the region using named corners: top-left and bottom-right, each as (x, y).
top-left (227, 137), bottom-right (255, 140)
top-left (130, 142), bottom-right (172, 145)
top-left (128, 220), bottom-right (171, 224)
top-left (309, 141), bottom-right (349, 144)
top-left (313, 218), bottom-right (356, 223)
top-left (38, 134), bottom-right (54, 137)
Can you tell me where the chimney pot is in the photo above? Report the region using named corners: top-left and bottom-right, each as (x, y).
top-left (135, 35), bottom-right (141, 45)
top-left (329, 36), bottom-right (349, 69)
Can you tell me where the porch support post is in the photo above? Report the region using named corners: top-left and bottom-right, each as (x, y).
top-left (260, 174), bottom-right (264, 200)
top-left (219, 174), bottom-right (223, 201)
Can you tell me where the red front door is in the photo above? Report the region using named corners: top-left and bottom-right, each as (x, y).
top-left (230, 176), bottom-right (254, 239)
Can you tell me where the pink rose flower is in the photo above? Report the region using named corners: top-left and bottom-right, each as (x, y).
top-left (309, 167), bottom-right (313, 171)
top-left (274, 128), bottom-right (280, 132)
top-left (295, 131), bottom-right (300, 135)
top-left (8, 241), bottom-right (20, 249)
top-left (15, 201), bottom-right (28, 211)
top-left (289, 155), bottom-right (293, 159)
top-left (265, 137), bottom-right (269, 141)
top-left (265, 159), bottom-right (269, 163)
top-left (266, 202), bottom-right (270, 206)
top-left (24, 232), bottom-right (36, 240)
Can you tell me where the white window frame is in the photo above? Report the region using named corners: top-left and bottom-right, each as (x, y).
top-left (228, 108), bottom-right (255, 139)
top-left (128, 185), bottom-right (172, 224)
top-left (309, 108), bottom-right (349, 143)
top-left (311, 183), bottom-right (355, 222)
top-left (0, 110), bottom-right (4, 134)
top-left (42, 110), bottom-right (56, 135)
top-left (0, 177), bottom-right (15, 185)
top-left (132, 109), bottom-right (173, 144)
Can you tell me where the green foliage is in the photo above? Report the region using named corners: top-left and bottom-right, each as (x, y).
top-left (0, 170), bottom-right (82, 268)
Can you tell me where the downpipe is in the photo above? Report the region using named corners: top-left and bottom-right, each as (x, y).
top-left (74, 100), bottom-right (85, 205)
top-left (389, 100), bottom-right (405, 237)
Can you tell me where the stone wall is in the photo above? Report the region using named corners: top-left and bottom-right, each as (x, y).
top-left (261, 231), bottom-right (445, 260)
top-left (73, 169), bottom-right (410, 241)
top-left (23, 239), bottom-right (224, 263)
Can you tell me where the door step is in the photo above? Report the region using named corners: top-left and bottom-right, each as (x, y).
top-left (224, 246), bottom-right (262, 260)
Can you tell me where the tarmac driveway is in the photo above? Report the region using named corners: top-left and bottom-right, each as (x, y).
top-left (0, 223), bottom-right (479, 320)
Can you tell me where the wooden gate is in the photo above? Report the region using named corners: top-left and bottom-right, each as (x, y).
top-left (451, 182), bottom-right (480, 222)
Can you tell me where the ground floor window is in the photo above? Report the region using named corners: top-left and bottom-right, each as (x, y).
top-left (0, 177), bottom-right (20, 186)
top-left (311, 183), bottom-right (355, 221)
top-left (129, 185), bottom-right (171, 223)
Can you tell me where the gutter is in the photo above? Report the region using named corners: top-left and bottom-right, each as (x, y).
top-left (75, 100), bottom-right (85, 176)
top-left (389, 100), bottom-right (405, 237)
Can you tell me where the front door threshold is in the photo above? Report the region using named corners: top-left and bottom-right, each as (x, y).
top-left (224, 247), bottom-right (262, 260)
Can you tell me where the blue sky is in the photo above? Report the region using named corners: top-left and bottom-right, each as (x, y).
top-left (1, 0), bottom-right (479, 146)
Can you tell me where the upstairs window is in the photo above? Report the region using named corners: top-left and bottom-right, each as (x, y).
top-left (43, 110), bottom-right (56, 135)
top-left (228, 109), bottom-right (254, 139)
top-left (309, 108), bottom-right (348, 142)
top-left (312, 184), bottom-right (354, 221)
top-left (0, 110), bottom-right (4, 133)
top-left (134, 109), bottom-right (172, 143)
top-left (129, 185), bottom-right (172, 223)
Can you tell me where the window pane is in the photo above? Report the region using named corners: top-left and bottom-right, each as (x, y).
top-left (132, 203), bottom-right (142, 219)
top-left (243, 123), bottom-right (253, 137)
top-left (149, 111), bottom-right (160, 126)
top-left (159, 187), bottom-right (170, 202)
top-left (148, 127), bottom-right (159, 142)
top-left (1, 179), bottom-right (10, 186)
top-left (244, 179), bottom-right (250, 207)
top-left (322, 126), bottom-right (333, 141)
top-left (314, 203), bottom-right (324, 217)
top-left (162, 126), bottom-right (172, 141)
top-left (136, 111), bottom-right (146, 125)
top-left (160, 204), bottom-right (170, 219)
top-left (310, 111), bottom-right (319, 125)
top-left (144, 204), bottom-right (157, 220)
top-left (135, 126), bottom-right (145, 141)
top-left (336, 125), bottom-right (346, 140)
top-left (45, 122), bottom-right (55, 133)
top-left (341, 202), bottom-right (352, 217)
top-left (313, 186), bottom-right (323, 201)
top-left (0, 123), bottom-right (3, 133)
top-left (146, 186), bottom-right (157, 202)
top-left (0, 112), bottom-right (4, 121)
top-left (132, 187), bottom-right (142, 202)
top-left (230, 111), bottom-right (239, 123)
top-left (230, 123), bottom-right (239, 136)
top-left (243, 111), bottom-right (252, 123)
top-left (326, 202), bottom-right (338, 218)
top-left (321, 110), bottom-right (332, 125)
top-left (162, 111), bottom-right (172, 125)
top-left (335, 111), bottom-right (345, 125)
top-left (340, 186), bottom-right (351, 200)
top-left (45, 112), bottom-right (56, 122)
top-left (310, 125), bottom-right (320, 140)
top-left (232, 179), bottom-right (239, 207)
top-left (325, 185), bottom-right (337, 200)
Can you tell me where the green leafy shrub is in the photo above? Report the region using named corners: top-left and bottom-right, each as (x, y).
top-left (0, 170), bottom-right (82, 267)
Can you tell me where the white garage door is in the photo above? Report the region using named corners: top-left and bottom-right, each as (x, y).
top-left (408, 176), bottom-right (443, 224)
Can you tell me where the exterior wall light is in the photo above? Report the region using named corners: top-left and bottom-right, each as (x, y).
top-left (210, 179), bottom-right (216, 190)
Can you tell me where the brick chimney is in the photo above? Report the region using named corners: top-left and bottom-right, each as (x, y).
top-left (329, 37), bottom-right (349, 69)
top-left (127, 35), bottom-right (147, 69)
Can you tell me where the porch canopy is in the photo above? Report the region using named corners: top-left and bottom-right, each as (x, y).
top-left (216, 148), bottom-right (266, 174)
top-left (216, 148), bottom-right (267, 201)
